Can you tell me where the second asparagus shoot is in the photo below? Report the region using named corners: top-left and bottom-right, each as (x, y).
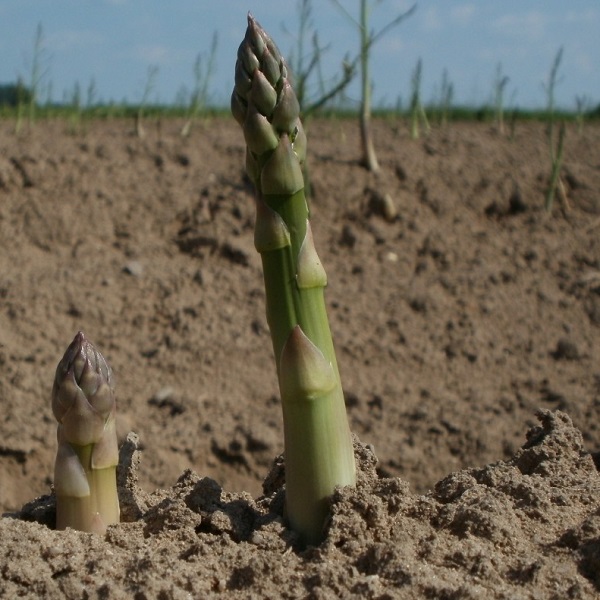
top-left (52, 331), bottom-right (120, 534)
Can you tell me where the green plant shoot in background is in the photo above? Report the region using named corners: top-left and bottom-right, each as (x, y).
top-left (410, 57), bottom-right (430, 140)
top-left (332, 0), bottom-right (416, 172)
top-left (543, 47), bottom-right (566, 213)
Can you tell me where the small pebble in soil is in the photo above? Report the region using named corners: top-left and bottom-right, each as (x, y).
top-left (551, 338), bottom-right (580, 361)
top-left (123, 260), bottom-right (144, 277)
top-left (339, 224), bottom-right (356, 248)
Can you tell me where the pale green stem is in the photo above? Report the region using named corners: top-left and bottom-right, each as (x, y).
top-left (55, 443), bottom-right (119, 534)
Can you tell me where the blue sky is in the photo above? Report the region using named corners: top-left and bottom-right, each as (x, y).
top-left (0, 1), bottom-right (598, 111)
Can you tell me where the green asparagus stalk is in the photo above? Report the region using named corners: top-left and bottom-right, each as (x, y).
top-left (545, 121), bottom-right (566, 213)
top-left (232, 14), bottom-right (356, 546)
top-left (52, 331), bottom-right (120, 533)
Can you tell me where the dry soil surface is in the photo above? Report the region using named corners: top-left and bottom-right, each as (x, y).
top-left (0, 117), bottom-right (599, 598)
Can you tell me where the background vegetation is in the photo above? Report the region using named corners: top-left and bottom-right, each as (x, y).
top-left (1, 5), bottom-right (598, 127)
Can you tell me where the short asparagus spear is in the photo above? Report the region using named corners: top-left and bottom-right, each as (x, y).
top-left (232, 15), bottom-right (356, 547)
top-left (52, 331), bottom-right (120, 533)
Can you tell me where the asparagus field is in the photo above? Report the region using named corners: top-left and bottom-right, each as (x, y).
top-left (0, 113), bottom-right (599, 597)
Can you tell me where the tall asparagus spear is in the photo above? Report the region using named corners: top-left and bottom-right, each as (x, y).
top-left (52, 331), bottom-right (120, 533)
top-left (232, 14), bottom-right (356, 547)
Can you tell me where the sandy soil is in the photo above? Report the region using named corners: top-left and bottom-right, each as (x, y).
top-left (0, 116), bottom-right (599, 598)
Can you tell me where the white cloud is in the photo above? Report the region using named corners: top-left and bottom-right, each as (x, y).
top-left (381, 34), bottom-right (405, 53)
top-left (47, 30), bottom-right (105, 52)
top-left (565, 8), bottom-right (600, 24)
top-left (450, 4), bottom-right (476, 26)
top-left (478, 44), bottom-right (529, 64)
top-left (422, 7), bottom-right (441, 31)
top-left (573, 50), bottom-right (593, 74)
top-left (492, 11), bottom-right (546, 39)
top-left (387, 0), bottom-right (417, 14)
top-left (133, 44), bottom-right (171, 65)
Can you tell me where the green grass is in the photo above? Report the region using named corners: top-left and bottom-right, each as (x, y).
top-left (0, 101), bottom-right (597, 125)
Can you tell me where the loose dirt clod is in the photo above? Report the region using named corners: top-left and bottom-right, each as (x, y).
top-left (2, 410), bottom-right (599, 598)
